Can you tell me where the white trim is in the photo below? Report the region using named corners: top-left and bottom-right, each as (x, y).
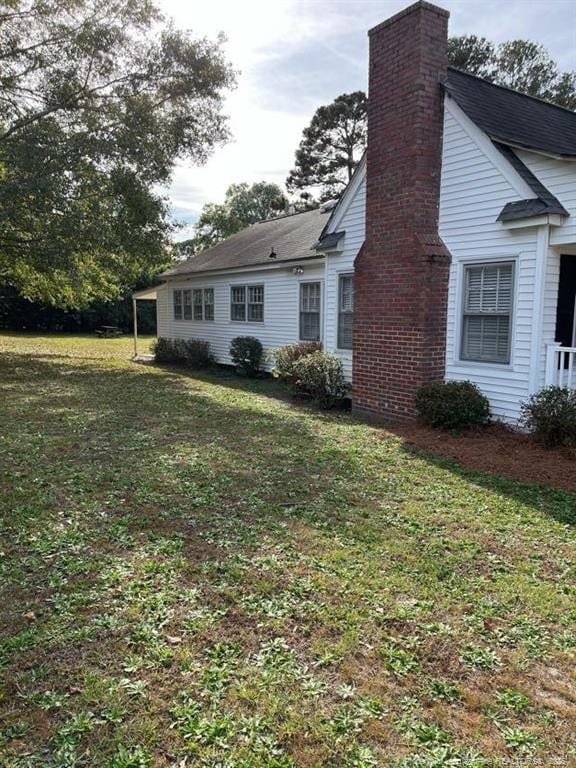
top-left (529, 225), bottom-right (551, 394)
top-left (322, 156), bottom-right (367, 236)
top-left (501, 214), bottom-right (566, 230)
top-left (453, 255), bottom-right (519, 369)
top-left (298, 279), bottom-right (323, 343)
top-left (228, 282), bottom-right (265, 324)
top-left (162, 257), bottom-right (325, 282)
top-left (445, 97), bottom-right (535, 199)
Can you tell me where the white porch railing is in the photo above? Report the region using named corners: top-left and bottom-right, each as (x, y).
top-left (545, 343), bottom-right (576, 389)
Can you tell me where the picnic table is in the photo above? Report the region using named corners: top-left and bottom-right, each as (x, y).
top-left (95, 325), bottom-right (123, 339)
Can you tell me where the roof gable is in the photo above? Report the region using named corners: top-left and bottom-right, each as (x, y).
top-left (444, 68), bottom-right (576, 159)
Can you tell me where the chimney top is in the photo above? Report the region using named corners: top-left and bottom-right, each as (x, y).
top-left (368, 1), bottom-right (448, 37)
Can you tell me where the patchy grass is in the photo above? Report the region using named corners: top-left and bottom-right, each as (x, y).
top-left (0, 332), bottom-right (575, 767)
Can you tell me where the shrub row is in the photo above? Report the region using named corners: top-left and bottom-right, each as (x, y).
top-left (152, 337), bottom-right (213, 368)
top-left (155, 335), bottom-right (576, 445)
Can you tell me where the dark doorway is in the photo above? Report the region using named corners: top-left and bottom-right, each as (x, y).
top-left (555, 255), bottom-right (576, 347)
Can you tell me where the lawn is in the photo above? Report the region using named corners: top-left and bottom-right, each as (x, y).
top-left (1, 333), bottom-right (575, 767)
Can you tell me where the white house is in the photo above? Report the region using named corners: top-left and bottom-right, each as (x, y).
top-left (143, 0), bottom-right (576, 424)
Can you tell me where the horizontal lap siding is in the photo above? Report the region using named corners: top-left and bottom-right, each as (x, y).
top-left (440, 104), bottom-right (539, 423)
top-left (324, 176), bottom-right (366, 381)
top-left (516, 150), bottom-right (576, 247)
top-left (156, 264), bottom-right (325, 368)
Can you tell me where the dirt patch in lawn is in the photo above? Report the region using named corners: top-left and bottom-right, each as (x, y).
top-left (388, 422), bottom-right (576, 493)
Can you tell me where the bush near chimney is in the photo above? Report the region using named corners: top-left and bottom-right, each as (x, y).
top-left (229, 336), bottom-right (263, 377)
top-left (291, 351), bottom-right (348, 409)
top-left (273, 341), bottom-right (322, 389)
top-left (520, 386), bottom-right (576, 447)
top-left (416, 380), bottom-right (490, 431)
top-left (153, 337), bottom-right (213, 368)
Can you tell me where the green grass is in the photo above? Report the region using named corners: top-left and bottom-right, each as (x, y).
top-left (0, 332), bottom-right (575, 767)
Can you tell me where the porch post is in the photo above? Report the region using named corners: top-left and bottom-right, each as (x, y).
top-left (545, 342), bottom-right (560, 387)
top-left (132, 297), bottom-right (138, 358)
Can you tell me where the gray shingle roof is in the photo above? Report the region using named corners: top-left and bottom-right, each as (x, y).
top-left (494, 143), bottom-right (569, 222)
top-left (163, 208), bottom-right (328, 277)
top-left (444, 68), bottom-right (576, 158)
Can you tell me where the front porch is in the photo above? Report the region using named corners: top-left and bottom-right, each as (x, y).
top-left (545, 253), bottom-right (576, 389)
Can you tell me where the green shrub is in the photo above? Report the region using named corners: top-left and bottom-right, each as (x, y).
top-left (229, 336), bottom-right (263, 376)
top-left (153, 337), bottom-right (213, 368)
top-left (415, 380), bottom-right (490, 430)
top-left (520, 386), bottom-right (576, 447)
top-left (291, 351), bottom-right (348, 409)
top-left (273, 341), bottom-right (322, 388)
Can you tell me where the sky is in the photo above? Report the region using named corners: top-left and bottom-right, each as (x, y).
top-left (159, 0), bottom-right (576, 240)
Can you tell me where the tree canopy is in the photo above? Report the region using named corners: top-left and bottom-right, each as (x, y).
top-left (189, 181), bottom-right (288, 252)
top-left (286, 91), bottom-right (367, 203)
top-left (0, 0), bottom-right (235, 308)
top-left (448, 35), bottom-right (576, 110)
top-left (287, 38), bottom-right (575, 203)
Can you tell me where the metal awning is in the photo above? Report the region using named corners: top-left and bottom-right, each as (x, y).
top-left (132, 286), bottom-right (158, 301)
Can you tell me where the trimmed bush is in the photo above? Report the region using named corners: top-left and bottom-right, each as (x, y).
top-left (153, 337), bottom-right (213, 368)
top-left (520, 386), bottom-right (576, 447)
top-left (229, 336), bottom-right (263, 376)
top-left (273, 341), bottom-right (322, 388)
top-left (291, 351), bottom-right (348, 409)
top-left (415, 380), bottom-right (490, 430)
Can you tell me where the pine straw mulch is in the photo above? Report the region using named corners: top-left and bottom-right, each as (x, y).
top-left (386, 421), bottom-right (576, 494)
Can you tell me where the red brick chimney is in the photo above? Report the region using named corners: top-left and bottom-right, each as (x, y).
top-left (353, 1), bottom-right (451, 420)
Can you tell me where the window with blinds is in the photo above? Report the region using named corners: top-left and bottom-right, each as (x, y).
top-left (300, 282), bottom-right (321, 341)
top-left (461, 262), bottom-right (514, 364)
top-left (338, 274), bottom-right (354, 350)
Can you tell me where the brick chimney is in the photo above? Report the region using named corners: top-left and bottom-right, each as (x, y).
top-left (353, 1), bottom-right (451, 420)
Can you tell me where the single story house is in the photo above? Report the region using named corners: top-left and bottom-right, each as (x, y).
top-left (139, 0), bottom-right (576, 424)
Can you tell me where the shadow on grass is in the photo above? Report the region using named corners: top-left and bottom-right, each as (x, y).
top-left (1, 350), bottom-right (574, 545)
top-left (397, 439), bottom-right (576, 527)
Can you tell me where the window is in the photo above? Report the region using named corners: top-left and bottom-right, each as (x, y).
top-left (231, 286), bottom-right (246, 321)
top-left (300, 282), bottom-right (321, 341)
top-left (461, 262), bottom-right (514, 364)
top-left (230, 284), bottom-right (264, 322)
top-left (183, 289), bottom-right (192, 320)
top-left (204, 288), bottom-right (214, 321)
top-left (173, 289), bottom-right (183, 320)
top-left (193, 289), bottom-right (203, 320)
top-left (338, 274), bottom-right (354, 349)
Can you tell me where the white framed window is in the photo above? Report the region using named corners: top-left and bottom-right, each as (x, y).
top-left (300, 282), bottom-right (321, 341)
top-left (338, 274), bottom-right (354, 350)
top-left (183, 289), bottom-right (192, 320)
top-left (204, 288), bottom-right (214, 321)
top-left (461, 262), bottom-right (514, 364)
top-left (173, 289), bottom-right (183, 320)
top-left (230, 284), bottom-right (264, 323)
top-left (190, 288), bottom-right (214, 321)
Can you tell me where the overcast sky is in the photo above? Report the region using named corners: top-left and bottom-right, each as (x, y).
top-left (159, 0), bottom-right (576, 240)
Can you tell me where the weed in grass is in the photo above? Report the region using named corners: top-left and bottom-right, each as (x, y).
top-left (459, 645), bottom-right (501, 670)
top-left (495, 688), bottom-right (531, 714)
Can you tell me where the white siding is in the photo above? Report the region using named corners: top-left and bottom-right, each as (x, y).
top-left (516, 149), bottom-right (576, 247)
top-left (323, 167), bottom-right (366, 381)
top-left (440, 100), bottom-right (541, 423)
top-left (155, 262), bottom-right (325, 368)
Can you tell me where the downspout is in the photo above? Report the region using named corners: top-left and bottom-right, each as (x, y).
top-left (528, 224), bottom-right (550, 394)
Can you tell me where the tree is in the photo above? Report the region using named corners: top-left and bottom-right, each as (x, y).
top-left (191, 181), bottom-right (288, 251)
top-left (0, 0), bottom-right (235, 308)
top-left (286, 91), bottom-right (367, 203)
top-left (448, 36), bottom-right (576, 110)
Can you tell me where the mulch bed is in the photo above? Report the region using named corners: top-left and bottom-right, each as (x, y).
top-left (386, 422), bottom-right (576, 494)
